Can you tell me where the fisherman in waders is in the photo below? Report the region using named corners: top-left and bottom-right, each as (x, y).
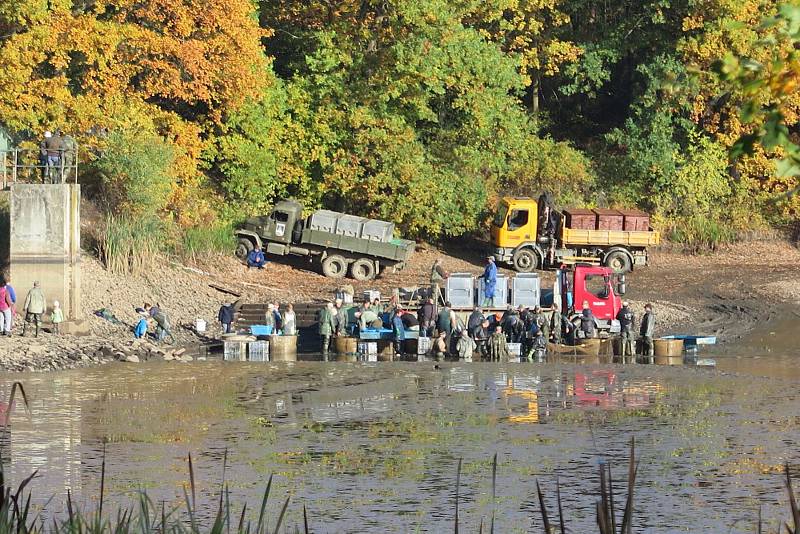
top-left (488, 325), bottom-right (509, 362)
top-left (616, 301), bottom-right (635, 363)
top-left (319, 302), bottom-right (336, 361)
top-left (640, 303), bottom-right (655, 363)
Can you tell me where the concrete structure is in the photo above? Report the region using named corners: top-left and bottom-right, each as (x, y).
top-left (9, 184), bottom-right (81, 319)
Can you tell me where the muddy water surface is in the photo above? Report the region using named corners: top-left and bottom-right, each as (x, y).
top-left (2, 344), bottom-right (800, 534)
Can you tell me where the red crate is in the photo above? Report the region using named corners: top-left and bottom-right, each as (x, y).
top-left (564, 208), bottom-right (596, 230)
top-left (618, 209), bottom-right (650, 232)
top-left (593, 209), bottom-right (624, 231)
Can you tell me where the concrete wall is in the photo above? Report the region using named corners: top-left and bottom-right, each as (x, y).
top-left (9, 184), bottom-right (81, 319)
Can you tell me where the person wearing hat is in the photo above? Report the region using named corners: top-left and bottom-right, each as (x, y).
top-left (134, 308), bottom-right (148, 339)
top-left (22, 281), bottom-right (46, 337)
top-left (481, 256), bottom-right (497, 307)
top-left (616, 301), bottom-right (636, 363)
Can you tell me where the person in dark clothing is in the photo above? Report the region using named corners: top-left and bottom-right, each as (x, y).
top-left (467, 306), bottom-right (485, 334)
top-left (472, 319), bottom-right (491, 359)
top-left (44, 131), bottom-right (64, 183)
top-left (501, 306), bottom-right (520, 342)
top-left (400, 310), bottom-right (419, 330)
top-left (418, 297), bottom-right (436, 338)
top-left (616, 301), bottom-right (636, 362)
top-left (247, 248), bottom-right (266, 269)
top-left (579, 302), bottom-right (596, 339)
top-left (531, 331), bottom-right (547, 362)
top-left (533, 306), bottom-right (549, 341)
top-left (218, 303), bottom-right (234, 334)
top-left (640, 303), bottom-right (656, 361)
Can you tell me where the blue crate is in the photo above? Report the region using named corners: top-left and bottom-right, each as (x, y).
top-left (359, 328), bottom-right (393, 340)
top-left (250, 325), bottom-right (274, 336)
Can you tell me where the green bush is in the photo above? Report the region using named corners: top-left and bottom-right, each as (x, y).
top-left (91, 128), bottom-right (176, 217)
top-left (666, 215), bottom-right (737, 253)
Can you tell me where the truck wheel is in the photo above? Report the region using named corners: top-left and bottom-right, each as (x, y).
top-left (350, 258), bottom-right (376, 281)
top-left (235, 238), bottom-right (254, 261)
top-left (321, 255), bottom-right (348, 278)
top-left (512, 248), bottom-right (539, 272)
top-left (604, 251), bottom-right (632, 274)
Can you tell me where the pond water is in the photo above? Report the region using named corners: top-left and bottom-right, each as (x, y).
top-left (1, 318), bottom-right (799, 533)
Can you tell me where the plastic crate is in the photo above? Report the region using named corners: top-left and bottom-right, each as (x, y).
top-left (248, 341), bottom-right (269, 362)
top-left (335, 215), bottom-right (367, 237)
top-left (511, 273), bottom-right (540, 308)
top-left (223, 341), bottom-right (246, 361)
top-left (361, 219), bottom-right (394, 242)
top-left (446, 273), bottom-right (474, 309)
top-left (308, 210), bottom-right (338, 233)
top-left (417, 337), bottom-right (432, 355)
top-left (250, 325), bottom-right (274, 336)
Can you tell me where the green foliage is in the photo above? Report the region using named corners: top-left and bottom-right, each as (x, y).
top-left (90, 129), bottom-right (176, 217)
top-left (180, 222), bottom-right (237, 262)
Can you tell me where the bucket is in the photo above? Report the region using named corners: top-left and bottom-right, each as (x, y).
top-left (269, 335), bottom-right (298, 361)
top-left (654, 338), bottom-right (684, 365)
top-left (195, 319), bottom-right (206, 333)
top-left (336, 336), bottom-right (358, 354)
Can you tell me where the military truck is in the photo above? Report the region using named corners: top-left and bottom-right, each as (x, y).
top-left (234, 200), bottom-right (415, 280)
top-left (490, 194), bottom-right (660, 274)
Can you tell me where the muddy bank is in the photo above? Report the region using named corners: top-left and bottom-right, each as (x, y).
top-left (0, 240), bottom-right (796, 372)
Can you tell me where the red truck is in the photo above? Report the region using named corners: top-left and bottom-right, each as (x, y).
top-left (555, 264), bottom-right (626, 334)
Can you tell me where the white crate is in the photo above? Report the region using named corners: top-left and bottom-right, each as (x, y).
top-left (223, 341), bottom-right (246, 361)
top-left (417, 337), bottom-right (432, 355)
top-left (362, 290), bottom-right (381, 303)
top-left (358, 342), bottom-right (378, 355)
top-left (358, 352), bottom-right (378, 362)
top-left (508, 343), bottom-right (522, 357)
top-left (248, 341), bottom-right (269, 362)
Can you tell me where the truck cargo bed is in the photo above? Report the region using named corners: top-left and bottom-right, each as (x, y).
top-left (302, 229), bottom-right (415, 262)
top-left (561, 226), bottom-right (660, 247)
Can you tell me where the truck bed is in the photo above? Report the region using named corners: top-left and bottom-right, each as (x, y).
top-left (561, 226), bottom-right (661, 247)
top-left (302, 229), bottom-right (415, 262)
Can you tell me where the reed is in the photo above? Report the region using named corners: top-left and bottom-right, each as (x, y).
top-left (99, 215), bottom-right (164, 275)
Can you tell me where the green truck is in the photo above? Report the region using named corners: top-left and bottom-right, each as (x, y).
top-left (234, 200), bottom-right (415, 281)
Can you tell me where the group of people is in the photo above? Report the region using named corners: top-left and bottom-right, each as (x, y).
top-left (38, 130), bottom-right (77, 184)
top-left (216, 301), bottom-right (297, 337)
top-left (0, 277), bottom-right (64, 337)
top-left (133, 303), bottom-right (173, 343)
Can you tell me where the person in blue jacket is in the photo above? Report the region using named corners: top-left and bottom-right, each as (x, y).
top-left (482, 256), bottom-right (497, 307)
top-left (391, 309), bottom-right (406, 356)
top-left (247, 248), bottom-right (266, 269)
top-left (134, 308), bottom-right (148, 339)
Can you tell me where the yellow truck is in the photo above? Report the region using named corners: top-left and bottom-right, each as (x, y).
top-left (490, 194), bottom-right (660, 273)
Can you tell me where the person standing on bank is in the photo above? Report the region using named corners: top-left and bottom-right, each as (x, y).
top-left (481, 256), bottom-right (497, 307)
top-left (22, 281), bottom-right (46, 337)
top-left (282, 303), bottom-right (296, 336)
top-left (50, 300), bottom-right (64, 335)
top-left (616, 301), bottom-right (636, 363)
top-left (0, 277), bottom-right (15, 336)
top-left (218, 302), bottom-right (235, 334)
top-left (391, 309), bottom-right (405, 357)
top-left (579, 301), bottom-right (596, 339)
top-left (640, 303), bottom-right (656, 362)
top-left (430, 259), bottom-right (448, 306)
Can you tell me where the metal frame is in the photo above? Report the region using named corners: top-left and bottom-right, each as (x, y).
top-left (1, 147), bottom-right (79, 189)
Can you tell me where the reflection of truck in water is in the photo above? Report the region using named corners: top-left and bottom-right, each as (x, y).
top-left (234, 200), bottom-right (415, 281)
top-left (490, 194), bottom-right (660, 274)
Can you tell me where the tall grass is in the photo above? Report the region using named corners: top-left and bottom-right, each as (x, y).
top-left (180, 222), bottom-right (236, 263)
top-left (99, 215), bottom-right (164, 275)
top-left (667, 215), bottom-right (737, 253)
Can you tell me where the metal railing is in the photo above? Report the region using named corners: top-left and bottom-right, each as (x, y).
top-left (1, 147), bottom-right (79, 189)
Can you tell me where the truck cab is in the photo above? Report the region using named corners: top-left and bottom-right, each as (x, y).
top-left (235, 200), bottom-right (304, 259)
top-left (491, 197), bottom-right (544, 272)
top-left (556, 264), bottom-right (625, 334)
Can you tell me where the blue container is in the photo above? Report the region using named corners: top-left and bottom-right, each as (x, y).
top-left (250, 325), bottom-right (274, 336)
